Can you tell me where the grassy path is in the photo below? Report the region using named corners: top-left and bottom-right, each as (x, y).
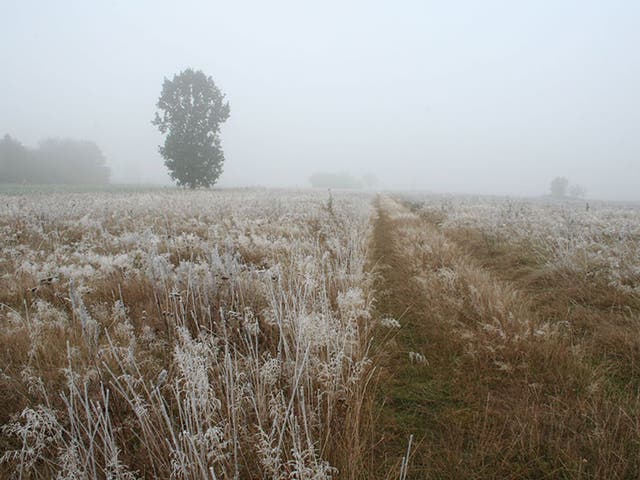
top-left (371, 196), bottom-right (464, 478)
top-left (369, 194), bottom-right (640, 479)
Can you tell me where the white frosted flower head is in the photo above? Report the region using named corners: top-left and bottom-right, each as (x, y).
top-left (379, 317), bottom-right (400, 329)
top-left (408, 351), bottom-right (427, 365)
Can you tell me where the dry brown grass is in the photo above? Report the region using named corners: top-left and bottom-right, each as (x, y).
top-left (0, 190), bottom-right (380, 479)
top-left (3, 189), bottom-right (638, 479)
top-left (371, 195), bottom-right (640, 479)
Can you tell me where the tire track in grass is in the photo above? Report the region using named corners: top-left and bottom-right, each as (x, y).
top-left (371, 195), bottom-right (465, 479)
top-left (370, 195), bottom-right (639, 479)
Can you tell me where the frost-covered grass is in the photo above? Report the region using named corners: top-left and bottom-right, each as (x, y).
top-left (0, 189), bottom-right (375, 479)
top-left (0, 183), bottom-right (177, 195)
top-left (391, 193), bottom-right (640, 478)
top-left (406, 194), bottom-right (640, 298)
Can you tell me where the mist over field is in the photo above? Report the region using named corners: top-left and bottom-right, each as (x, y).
top-left (3, 4), bottom-right (640, 478)
top-left (1, 0), bottom-right (639, 199)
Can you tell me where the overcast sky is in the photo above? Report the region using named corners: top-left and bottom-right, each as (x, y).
top-left (1, 0), bottom-right (639, 199)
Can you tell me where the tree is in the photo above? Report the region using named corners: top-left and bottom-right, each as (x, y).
top-left (550, 177), bottom-right (569, 197)
top-left (0, 134), bottom-right (30, 183)
top-left (0, 135), bottom-right (109, 184)
top-left (569, 184), bottom-right (587, 198)
top-left (152, 68), bottom-right (230, 188)
top-left (35, 138), bottom-right (110, 184)
top-left (309, 172), bottom-right (362, 189)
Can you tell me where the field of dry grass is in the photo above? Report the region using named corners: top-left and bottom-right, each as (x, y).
top-left (0, 189), bottom-right (377, 479)
top-left (379, 194), bottom-right (640, 479)
top-left (1, 189), bottom-right (639, 479)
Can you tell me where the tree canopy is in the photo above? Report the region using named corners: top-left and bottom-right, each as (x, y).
top-left (152, 68), bottom-right (230, 188)
top-left (550, 176), bottom-right (569, 197)
top-left (0, 134), bottom-right (110, 184)
top-left (309, 172), bottom-right (363, 189)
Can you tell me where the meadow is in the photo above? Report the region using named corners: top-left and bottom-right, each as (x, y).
top-left (0, 189), bottom-right (375, 479)
top-left (383, 193), bottom-right (640, 478)
top-left (1, 188), bottom-right (639, 479)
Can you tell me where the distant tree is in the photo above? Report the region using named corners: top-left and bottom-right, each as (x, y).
top-left (309, 172), bottom-right (362, 189)
top-left (0, 135), bottom-right (109, 184)
top-left (569, 184), bottom-right (587, 198)
top-left (152, 68), bottom-right (230, 188)
top-left (35, 138), bottom-right (110, 184)
top-left (550, 177), bottom-right (569, 197)
top-left (0, 134), bottom-right (30, 183)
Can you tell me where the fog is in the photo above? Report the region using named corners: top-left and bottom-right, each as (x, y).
top-left (2, 0), bottom-right (639, 199)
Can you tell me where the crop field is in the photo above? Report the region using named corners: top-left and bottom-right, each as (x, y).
top-left (1, 189), bottom-right (640, 479)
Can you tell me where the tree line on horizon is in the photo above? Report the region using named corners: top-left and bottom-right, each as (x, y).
top-left (308, 172), bottom-right (378, 189)
top-left (0, 135), bottom-right (110, 185)
top-left (550, 176), bottom-right (587, 198)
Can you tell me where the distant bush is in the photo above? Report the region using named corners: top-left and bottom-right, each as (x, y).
top-left (550, 176), bottom-right (569, 197)
top-left (309, 172), bottom-right (362, 189)
top-left (569, 184), bottom-right (587, 198)
top-left (0, 134), bottom-right (110, 184)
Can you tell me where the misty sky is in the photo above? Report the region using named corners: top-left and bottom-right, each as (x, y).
top-left (2, 0), bottom-right (639, 199)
